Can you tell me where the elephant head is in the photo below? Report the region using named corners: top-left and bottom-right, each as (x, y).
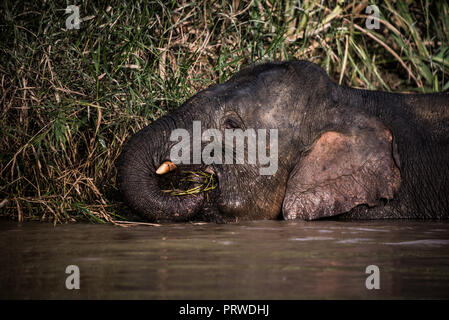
top-left (116, 60), bottom-right (403, 222)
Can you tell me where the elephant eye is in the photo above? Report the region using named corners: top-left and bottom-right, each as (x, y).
top-left (224, 117), bottom-right (241, 129)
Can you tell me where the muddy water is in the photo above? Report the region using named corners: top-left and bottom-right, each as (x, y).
top-left (1, 220), bottom-right (449, 299)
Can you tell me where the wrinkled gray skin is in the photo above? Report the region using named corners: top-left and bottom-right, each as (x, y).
top-left (116, 60), bottom-right (449, 223)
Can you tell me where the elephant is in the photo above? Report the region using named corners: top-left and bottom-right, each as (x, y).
top-left (116, 60), bottom-right (449, 223)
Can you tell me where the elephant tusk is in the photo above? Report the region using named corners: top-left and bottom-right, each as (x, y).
top-left (156, 161), bottom-right (177, 175)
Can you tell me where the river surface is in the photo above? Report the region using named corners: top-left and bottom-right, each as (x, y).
top-left (1, 220), bottom-right (449, 299)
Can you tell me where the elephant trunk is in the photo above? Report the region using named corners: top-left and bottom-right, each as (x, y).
top-left (116, 114), bottom-right (205, 222)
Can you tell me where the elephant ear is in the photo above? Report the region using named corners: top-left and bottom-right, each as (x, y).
top-left (283, 118), bottom-right (401, 220)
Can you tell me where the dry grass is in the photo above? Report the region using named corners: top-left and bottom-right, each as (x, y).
top-left (0, 0), bottom-right (448, 223)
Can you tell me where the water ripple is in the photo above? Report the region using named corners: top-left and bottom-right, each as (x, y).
top-left (383, 239), bottom-right (449, 246)
top-left (291, 237), bottom-right (334, 241)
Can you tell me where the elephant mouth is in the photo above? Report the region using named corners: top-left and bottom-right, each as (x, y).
top-left (155, 161), bottom-right (219, 214)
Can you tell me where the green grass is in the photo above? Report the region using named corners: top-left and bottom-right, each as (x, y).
top-left (0, 0), bottom-right (448, 224)
top-left (161, 170), bottom-right (218, 196)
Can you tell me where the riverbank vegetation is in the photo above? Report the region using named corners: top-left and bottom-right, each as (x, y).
top-left (1, 0), bottom-right (448, 223)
